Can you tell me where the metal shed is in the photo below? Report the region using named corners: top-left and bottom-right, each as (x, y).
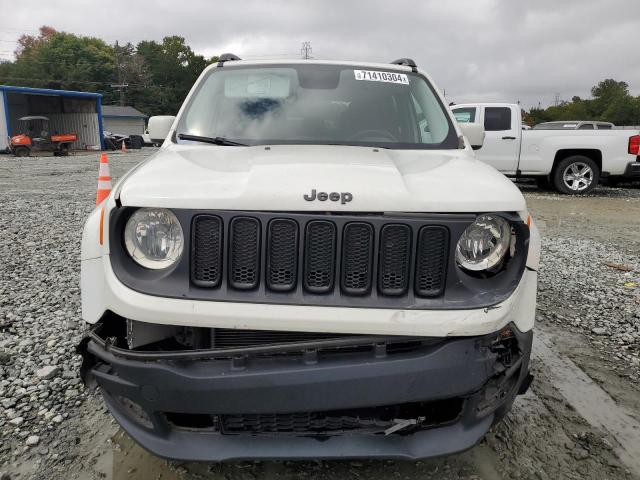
top-left (0, 85), bottom-right (104, 152)
top-left (102, 105), bottom-right (148, 136)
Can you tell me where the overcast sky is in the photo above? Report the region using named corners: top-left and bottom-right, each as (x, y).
top-left (1, 0), bottom-right (639, 109)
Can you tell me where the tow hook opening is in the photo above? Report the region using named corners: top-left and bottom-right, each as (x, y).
top-left (476, 326), bottom-right (530, 415)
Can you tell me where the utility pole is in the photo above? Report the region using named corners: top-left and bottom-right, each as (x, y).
top-left (554, 92), bottom-right (561, 107)
top-left (301, 41), bottom-right (312, 60)
top-left (112, 40), bottom-right (128, 106)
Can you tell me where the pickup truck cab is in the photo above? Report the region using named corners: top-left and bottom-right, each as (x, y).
top-left (452, 103), bottom-right (640, 193)
top-left (79, 57), bottom-right (540, 461)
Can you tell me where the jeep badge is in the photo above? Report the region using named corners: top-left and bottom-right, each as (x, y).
top-left (304, 189), bottom-right (353, 204)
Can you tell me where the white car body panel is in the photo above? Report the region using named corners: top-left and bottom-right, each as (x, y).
top-left (117, 144), bottom-right (527, 213)
top-left (452, 103), bottom-right (638, 176)
top-left (81, 254), bottom-right (536, 336)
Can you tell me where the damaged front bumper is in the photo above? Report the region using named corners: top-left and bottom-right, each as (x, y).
top-left (78, 323), bottom-right (533, 461)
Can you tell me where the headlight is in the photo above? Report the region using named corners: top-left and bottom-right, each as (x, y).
top-left (455, 214), bottom-right (511, 272)
top-left (124, 208), bottom-right (184, 269)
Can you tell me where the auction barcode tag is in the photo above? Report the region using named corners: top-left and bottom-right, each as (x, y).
top-left (354, 70), bottom-right (409, 84)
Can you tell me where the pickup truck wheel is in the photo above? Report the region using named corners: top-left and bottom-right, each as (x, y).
top-left (553, 156), bottom-right (599, 194)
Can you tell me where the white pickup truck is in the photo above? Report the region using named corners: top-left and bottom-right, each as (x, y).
top-left (79, 57), bottom-right (540, 461)
top-left (452, 103), bottom-right (640, 193)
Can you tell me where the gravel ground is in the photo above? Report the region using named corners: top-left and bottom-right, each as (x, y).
top-left (0, 151), bottom-right (148, 477)
top-left (0, 150), bottom-right (639, 479)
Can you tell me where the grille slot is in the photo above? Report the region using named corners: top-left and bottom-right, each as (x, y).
top-left (304, 221), bottom-right (336, 294)
top-left (341, 222), bottom-right (374, 295)
top-left (211, 329), bottom-right (350, 348)
top-left (191, 215), bottom-right (223, 287)
top-left (229, 217), bottom-right (260, 290)
top-left (266, 219), bottom-right (299, 292)
top-left (415, 226), bottom-right (448, 297)
top-left (378, 224), bottom-right (411, 296)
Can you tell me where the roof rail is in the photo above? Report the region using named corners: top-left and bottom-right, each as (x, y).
top-left (390, 58), bottom-right (417, 72)
top-left (217, 53), bottom-right (242, 67)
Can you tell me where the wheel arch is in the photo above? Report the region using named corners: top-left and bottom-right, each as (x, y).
top-left (552, 149), bottom-right (602, 176)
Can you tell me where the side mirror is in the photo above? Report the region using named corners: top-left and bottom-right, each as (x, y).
top-left (147, 116), bottom-right (176, 143)
top-left (458, 122), bottom-right (485, 150)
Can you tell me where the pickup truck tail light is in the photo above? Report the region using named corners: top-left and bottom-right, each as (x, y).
top-left (629, 135), bottom-right (640, 155)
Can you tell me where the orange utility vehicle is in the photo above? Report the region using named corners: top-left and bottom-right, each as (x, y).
top-left (10, 116), bottom-right (77, 157)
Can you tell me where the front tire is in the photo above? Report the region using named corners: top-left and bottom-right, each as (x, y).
top-left (553, 156), bottom-right (599, 194)
top-left (14, 146), bottom-right (30, 157)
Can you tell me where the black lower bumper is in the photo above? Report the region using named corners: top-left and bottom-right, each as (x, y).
top-left (624, 160), bottom-right (640, 178)
top-left (79, 326), bottom-right (533, 461)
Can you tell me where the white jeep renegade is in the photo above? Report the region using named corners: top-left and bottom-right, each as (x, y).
top-left (79, 56), bottom-right (540, 461)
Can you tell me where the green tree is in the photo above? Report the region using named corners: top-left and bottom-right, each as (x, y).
top-left (133, 36), bottom-right (215, 115)
top-left (0, 27), bottom-right (217, 116)
top-left (0, 26), bottom-right (116, 102)
top-left (527, 78), bottom-right (640, 127)
top-left (591, 79), bottom-right (629, 99)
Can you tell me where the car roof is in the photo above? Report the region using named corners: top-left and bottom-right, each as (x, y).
top-left (204, 58), bottom-right (415, 74)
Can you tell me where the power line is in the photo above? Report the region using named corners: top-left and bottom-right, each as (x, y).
top-left (0, 75), bottom-right (169, 90)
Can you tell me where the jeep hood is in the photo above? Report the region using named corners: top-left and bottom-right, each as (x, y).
top-left (117, 144), bottom-right (526, 212)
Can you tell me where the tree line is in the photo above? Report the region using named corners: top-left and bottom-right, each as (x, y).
top-left (524, 79), bottom-right (640, 127)
top-left (0, 26), bottom-right (217, 116)
top-left (1, 27), bottom-right (638, 125)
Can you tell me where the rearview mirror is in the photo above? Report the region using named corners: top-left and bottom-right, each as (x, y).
top-left (147, 116), bottom-right (176, 143)
top-left (458, 122), bottom-right (485, 150)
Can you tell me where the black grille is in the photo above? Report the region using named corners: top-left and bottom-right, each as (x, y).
top-left (191, 215), bottom-right (223, 287)
top-left (303, 221), bottom-right (336, 294)
top-left (378, 224), bottom-right (411, 296)
top-left (229, 217), bottom-right (260, 290)
top-left (218, 400), bottom-right (464, 434)
top-left (341, 222), bottom-right (374, 295)
top-left (266, 219), bottom-right (298, 291)
top-left (211, 328), bottom-right (349, 348)
top-left (415, 227), bottom-right (448, 297)
top-left (189, 212), bottom-right (453, 304)
top-left (221, 412), bottom-right (379, 434)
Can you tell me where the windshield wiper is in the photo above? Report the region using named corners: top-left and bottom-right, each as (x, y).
top-left (177, 133), bottom-right (247, 146)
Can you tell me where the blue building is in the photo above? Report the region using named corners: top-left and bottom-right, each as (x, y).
top-left (0, 85), bottom-right (104, 152)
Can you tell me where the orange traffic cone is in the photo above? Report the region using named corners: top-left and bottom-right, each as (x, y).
top-left (96, 153), bottom-right (112, 205)
top-left (121, 139), bottom-right (127, 153)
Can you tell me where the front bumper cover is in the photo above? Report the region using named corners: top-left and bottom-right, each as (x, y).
top-left (78, 324), bottom-right (533, 461)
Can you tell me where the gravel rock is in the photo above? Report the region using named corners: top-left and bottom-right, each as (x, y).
top-left (0, 351), bottom-right (11, 365)
top-left (591, 327), bottom-right (608, 335)
top-left (25, 435), bottom-right (40, 447)
top-left (35, 366), bottom-right (61, 380)
top-left (572, 447), bottom-right (590, 460)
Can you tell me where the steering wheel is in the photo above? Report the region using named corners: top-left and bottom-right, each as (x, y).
top-left (347, 129), bottom-right (398, 142)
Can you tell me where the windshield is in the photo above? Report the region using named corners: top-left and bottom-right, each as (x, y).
top-left (176, 64), bottom-right (458, 149)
